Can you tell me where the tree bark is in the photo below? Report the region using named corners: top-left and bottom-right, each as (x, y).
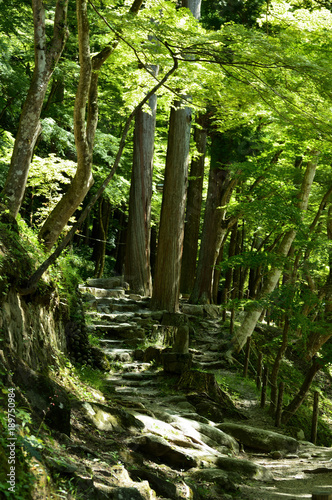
top-left (232, 151), bottom-right (319, 353)
top-left (281, 360), bottom-right (321, 425)
top-left (190, 134), bottom-right (238, 304)
top-left (180, 118), bottom-right (207, 295)
top-left (1, 0), bottom-right (69, 217)
top-left (151, 102), bottom-right (191, 311)
top-left (151, 0), bottom-right (201, 311)
top-left (124, 66), bottom-right (158, 295)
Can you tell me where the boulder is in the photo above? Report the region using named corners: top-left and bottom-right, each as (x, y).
top-left (86, 277), bottom-right (123, 289)
top-left (217, 423), bottom-right (299, 453)
top-left (130, 434), bottom-right (197, 470)
top-left (129, 468), bottom-right (178, 499)
top-left (216, 456), bottom-right (273, 481)
top-left (112, 485), bottom-right (156, 500)
top-left (189, 468), bottom-right (237, 492)
top-left (172, 416), bottom-right (239, 454)
top-left (81, 402), bottom-right (144, 432)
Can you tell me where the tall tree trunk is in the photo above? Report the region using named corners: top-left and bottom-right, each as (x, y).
top-left (151, 0), bottom-right (201, 311)
top-left (124, 66), bottom-right (158, 296)
top-left (190, 134), bottom-right (238, 304)
top-left (232, 151), bottom-right (319, 353)
top-left (1, 0), bottom-right (69, 217)
top-left (180, 117), bottom-right (207, 295)
top-left (151, 102), bottom-right (191, 311)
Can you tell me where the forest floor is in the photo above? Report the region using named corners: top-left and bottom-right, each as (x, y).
top-left (31, 285), bottom-right (332, 499)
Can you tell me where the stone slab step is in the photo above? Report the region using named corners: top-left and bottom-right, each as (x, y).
top-left (87, 323), bottom-right (137, 334)
top-left (79, 285), bottom-right (126, 298)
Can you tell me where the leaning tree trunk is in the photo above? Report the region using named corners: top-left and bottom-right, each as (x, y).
top-left (151, 102), bottom-right (191, 311)
top-left (1, 0), bottom-right (69, 218)
top-left (180, 117), bottom-right (207, 295)
top-left (124, 66), bottom-right (158, 296)
top-left (38, 0), bottom-right (144, 250)
top-left (281, 359), bottom-right (321, 425)
top-left (232, 151), bottom-right (319, 353)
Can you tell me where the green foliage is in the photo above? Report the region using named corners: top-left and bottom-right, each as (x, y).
top-left (26, 154), bottom-right (77, 227)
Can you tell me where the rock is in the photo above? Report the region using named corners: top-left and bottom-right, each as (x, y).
top-left (12, 361), bottom-right (71, 436)
top-left (129, 468), bottom-right (178, 499)
top-left (172, 416), bottom-right (239, 453)
top-left (130, 434), bottom-right (197, 470)
top-left (203, 304), bottom-right (220, 318)
top-left (269, 450), bottom-right (283, 459)
top-left (81, 402), bottom-right (144, 432)
top-left (44, 455), bottom-right (79, 474)
top-left (133, 349), bottom-right (144, 361)
top-left (190, 468), bottom-right (238, 491)
top-left (162, 352), bottom-right (192, 374)
top-left (86, 277), bottom-right (123, 289)
top-left (129, 293), bottom-right (144, 301)
top-left (217, 423), bottom-right (299, 453)
top-left (181, 304), bottom-right (205, 316)
top-left (216, 456), bottom-right (273, 481)
top-left (112, 485), bottom-right (156, 500)
top-left (143, 346), bottom-right (162, 364)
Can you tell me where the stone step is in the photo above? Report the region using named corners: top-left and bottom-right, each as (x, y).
top-left (88, 322), bottom-right (137, 333)
top-left (86, 277), bottom-right (126, 289)
top-left (99, 338), bottom-right (125, 348)
top-left (79, 285), bottom-right (126, 298)
top-left (113, 386), bottom-right (160, 396)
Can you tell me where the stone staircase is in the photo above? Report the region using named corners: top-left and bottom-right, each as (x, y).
top-left (69, 278), bottom-right (332, 499)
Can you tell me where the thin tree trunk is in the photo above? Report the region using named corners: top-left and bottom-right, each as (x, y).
top-left (281, 360), bottom-right (321, 425)
top-left (180, 117), bottom-right (207, 295)
top-left (269, 316), bottom-right (289, 415)
top-left (232, 151), bottom-right (319, 353)
top-left (1, 0), bottom-right (69, 217)
top-left (124, 66), bottom-right (158, 295)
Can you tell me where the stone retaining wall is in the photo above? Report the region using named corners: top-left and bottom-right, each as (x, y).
top-left (0, 289), bottom-right (68, 371)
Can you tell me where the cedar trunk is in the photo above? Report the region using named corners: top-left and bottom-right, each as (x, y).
top-left (180, 121), bottom-right (207, 294)
top-left (190, 134), bottom-right (238, 304)
top-left (151, 103), bottom-right (191, 311)
top-left (125, 73), bottom-right (158, 295)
